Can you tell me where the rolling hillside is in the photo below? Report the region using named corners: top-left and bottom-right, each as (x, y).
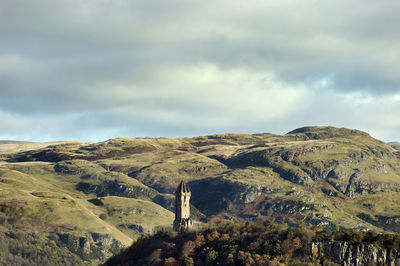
top-left (1, 126), bottom-right (400, 264)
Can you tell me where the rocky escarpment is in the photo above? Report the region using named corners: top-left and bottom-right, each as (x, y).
top-left (222, 150), bottom-right (395, 190)
top-left (263, 199), bottom-right (315, 215)
top-left (188, 177), bottom-right (268, 215)
top-left (307, 241), bottom-right (400, 266)
top-left (76, 179), bottom-right (157, 200)
top-left (216, 129), bottom-right (400, 198)
top-left (358, 213), bottom-right (400, 233)
top-left (57, 232), bottom-right (123, 261)
top-left (328, 172), bottom-right (398, 198)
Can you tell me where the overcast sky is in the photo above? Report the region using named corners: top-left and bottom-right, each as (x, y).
top-left (1, 0), bottom-right (399, 142)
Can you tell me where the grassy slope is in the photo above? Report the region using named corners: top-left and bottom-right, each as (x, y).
top-left (0, 163), bottom-right (132, 245)
top-left (0, 141), bottom-right (82, 155)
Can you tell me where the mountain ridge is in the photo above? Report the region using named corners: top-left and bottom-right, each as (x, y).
top-left (1, 126), bottom-right (400, 264)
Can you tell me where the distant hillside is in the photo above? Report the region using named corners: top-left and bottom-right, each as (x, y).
top-left (389, 142), bottom-right (400, 151)
top-left (0, 140), bottom-right (33, 144)
top-left (1, 126), bottom-right (400, 264)
top-left (0, 140), bottom-right (75, 155)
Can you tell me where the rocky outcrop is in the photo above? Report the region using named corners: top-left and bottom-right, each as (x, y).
top-left (328, 172), bottom-right (397, 198)
top-left (264, 199), bottom-right (314, 215)
top-left (54, 159), bottom-right (104, 175)
top-left (322, 188), bottom-right (339, 197)
top-left (189, 177), bottom-right (267, 215)
top-left (191, 177), bottom-right (266, 204)
top-left (57, 232), bottom-right (123, 261)
top-left (307, 241), bottom-right (400, 266)
top-left (181, 163), bottom-right (227, 175)
top-left (90, 233), bottom-right (123, 254)
top-left (377, 216), bottom-right (400, 233)
top-left (222, 151), bottom-right (315, 186)
top-left (77, 180), bottom-right (156, 200)
top-left (357, 213), bottom-right (400, 234)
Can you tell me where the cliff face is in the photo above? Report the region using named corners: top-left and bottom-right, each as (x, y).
top-left (308, 241), bottom-right (400, 266)
top-left (57, 232), bottom-right (123, 261)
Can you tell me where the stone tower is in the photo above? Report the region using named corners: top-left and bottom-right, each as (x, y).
top-left (173, 180), bottom-right (193, 231)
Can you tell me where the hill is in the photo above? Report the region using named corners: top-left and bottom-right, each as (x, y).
top-left (104, 220), bottom-right (400, 265)
top-left (0, 140), bottom-right (74, 155)
top-left (1, 126), bottom-right (400, 264)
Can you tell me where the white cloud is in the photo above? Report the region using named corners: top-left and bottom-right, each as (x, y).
top-left (82, 64), bottom-right (312, 136)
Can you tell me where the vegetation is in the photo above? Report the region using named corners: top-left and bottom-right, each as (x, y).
top-left (0, 213), bottom-right (93, 265)
top-left (1, 126), bottom-right (400, 264)
top-left (104, 219), bottom-right (400, 265)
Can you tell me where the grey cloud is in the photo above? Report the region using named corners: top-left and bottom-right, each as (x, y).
top-left (0, 0), bottom-right (399, 141)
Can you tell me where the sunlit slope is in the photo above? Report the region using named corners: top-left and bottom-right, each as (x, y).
top-left (1, 126), bottom-right (400, 264)
top-left (0, 160), bottom-right (174, 264)
top-left (0, 140), bottom-right (77, 155)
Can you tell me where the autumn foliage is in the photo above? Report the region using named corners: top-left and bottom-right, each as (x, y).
top-left (104, 220), bottom-right (400, 266)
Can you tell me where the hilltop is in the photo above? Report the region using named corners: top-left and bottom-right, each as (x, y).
top-left (0, 140), bottom-right (74, 155)
top-left (104, 220), bottom-right (400, 265)
top-left (1, 126), bottom-right (400, 264)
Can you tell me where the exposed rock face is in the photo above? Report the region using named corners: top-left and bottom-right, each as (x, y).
top-left (189, 177), bottom-right (266, 215)
top-left (54, 159), bottom-right (104, 175)
top-left (221, 147), bottom-right (397, 194)
top-left (57, 232), bottom-right (123, 261)
top-left (378, 216), bottom-right (400, 233)
top-left (123, 224), bottom-right (148, 233)
top-left (328, 173), bottom-right (397, 198)
top-left (322, 188), bottom-right (339, 197)
top-left (264, 200), bottom-right (314, 215)
top-left (90, 233), bottom-right (123, 254)
top-left (77, 180), bottom-right (156, 200)
top-left (307, 241), bottom-right (400, 266)
top-left (222, 150), bottom-right (315, 186)
top-left (357, 214), bottom-right (400, 233)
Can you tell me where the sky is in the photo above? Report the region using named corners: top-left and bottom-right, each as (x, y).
top-left (0, 0), bottom-right (400, 142)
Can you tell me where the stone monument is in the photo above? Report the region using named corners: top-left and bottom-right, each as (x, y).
top-left (173, 180), bottom-right (193, 231)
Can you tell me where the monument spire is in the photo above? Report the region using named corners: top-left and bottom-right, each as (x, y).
top-left (173, 180), bottom-right (193, 231)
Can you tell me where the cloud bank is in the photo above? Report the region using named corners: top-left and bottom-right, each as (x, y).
top-left (0, 0), bottom-right (399, 141)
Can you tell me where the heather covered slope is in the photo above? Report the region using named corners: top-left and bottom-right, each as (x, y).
top-left (1, 126), bottom-right (400, 264)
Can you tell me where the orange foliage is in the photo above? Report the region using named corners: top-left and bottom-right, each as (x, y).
top-left (194, 234), bottom-right (206, 247)
top-left (181, 240), bottom-right (196, 257)
top-left (164, 257), bottom-right (177, 266)
top-left (206, 231), bottom-right (220, 241)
